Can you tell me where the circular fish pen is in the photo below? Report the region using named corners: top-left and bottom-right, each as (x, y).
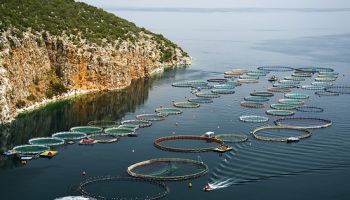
top-left (273, 84), bottom-right (296, 88)
top-left (221, 81), bottom-right (242, 86)
top-left (278, 99), bottom-right (305, 105)
top-left (279, 80), bottom-right (300, 84)
top-left (325, 85), bottom-right (350, 94)
top-left (244, 96), bottom-right (269, 101)
top-left (52, 131), bottom-right (87, 140)
top-left (295, 67), bottom-right (334, 73)
top-left (266, 110), bottom-right (295, 116)
top-left (87, 120), bottom-right (119, 128)
top-left (237, 79), bottom-right (259, 83)
top-left (274, 117), bottom-right (332, 128)
top-left (215, 134), bottom-right (248, 143)
top-left (311, 81), bottom-right (333, 86)
top-left (211, 89), bottom-right (235, 94)
top-left (214, 84), bottom-right (235, 89)
top-left (173, 102), bottom-right (200, 108)
top-left (172, 83), bottom-right (193, 87)
top-left (267, 87), bottom-right (292, 93)
top-left (127, 158), bottom-right (208, 181)
top-left (318, 74), bottom-right (338, 78)
top-left (252, 126), bottom-right (312, 142)
top-left (104, 127), bottom-right (135, 136)
top-left (251, 70), bottom-right (270, 74)
top-left (121, 120), bottom-right (152, 128)
top-left (292, 73), bottom-right (313, 77)
top-left (284, 76), bottom-right (305, 81)
top-left (192, 84), bottom-right (214, 89)
top-left (239, 75), bottom-right (259, 79)
top-left (196, 92), bottom-right (221, 98)
top-left (77, 176), bottom-right (169, 200)
top-left (284, 93), bottom-right (309, 99)
top-left (187, 81), bottom-right (208, 86)
top-left (118, 124), bottom-right (139, 130)
top-left (296, 106), bottom-right (324, 112)
top-left (188, 97), bottom-right (213, 103)
top-left (315, 91), bottom-right (339, 96)
top-left (250, 91), bottom-right (274, 97)
top-left (70, 126), bottom-right (103, 134)
top-left (319, 71), bottom-right (339, 75)
top-left (207, 78), bottom-right (228, 82)
top-left (232, 69), bottom-right (251, 73)
top-left (225, 71), bottom-right (243, 75)
top-left (315, 77), bottom-right (336, 82)
top-left (13, 144), bottom-right (50, 154)
top-left (270, 104), bottom-right (296, 110)
top-left (257, 66), bottom-right (294, 71)
top-left (154, 135), bottom-right (224, 153)
top-left (239, 115), bottom-right (269, 122)
top-left (87, 134), bottom-right (119, 143)
top-left (240, 101), bottom-right (265, 108)
top-left (155, 108), bottom-right (183, 115)
top-left (301, 85), bottom-right (325, 90)
top-left (136, 114), bottom-right (166, 121)
top-left (29, 137), bottom-right (65, 146)
top-left (246, 72), bottom-right (266, 76)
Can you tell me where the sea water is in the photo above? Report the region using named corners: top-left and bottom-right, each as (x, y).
top-left (0, 7), bottom-right (350, 200)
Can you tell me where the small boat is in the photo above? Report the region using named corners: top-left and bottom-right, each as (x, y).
top-left (128, 132), bottom-right (138, 137)
top-left (40, 151), bottom-right (58, 158)
top-left (213, 145), bottom-right (233, 152)
top-left (79, 139), bottom-right (97, 145)
top-left (66, 140), bottom-right (75, 145)
top-left (268, 75), bottom-right (277, 81)
top-left (287, 137), bottom-right (300, 143)
top-left (203, 184), bottom-right (213, 191)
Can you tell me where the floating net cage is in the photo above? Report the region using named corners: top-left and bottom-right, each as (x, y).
top-left (77, 176), bottom-right (169, 200)
top-left (225, 71), bottom-right (243, 75)
top-left (246, 72), bottom-right (266, 76)
top-left (318, 74), bottom-right (338, 78)
top-left (279, 80), bottom-right (300, 85)
top-left (311, 81), bottom-right (333, 86)
top-left (154, 135), bottom-right (224, 153)
top-left (188, 97), bottom-right (213, 103)
top-left (196, 92), bottom-right (221, 98)
top-left (252, 126), bottom-right (312, 142)
top-left (325, 85), bottom-right (350, 94)
top-left (214, 84), bottom-right (235, 89)
top-left (278, 99), bottom-right (305, 105)
top-left (296, 106), bottom-right (324, 112)
top-left (70, 126), bottom-right (103, 134)
top-left (127, 158), bottom-right (209, 181)
top-left (257, 66), bottom-right (294, 71)
top-left (104, 127), bottom-right (135, 136)
top-left (267, 87), bottom-right (292, 92)
top-left (118, 124), bottom-right (139, 130)
top-left (239, 75), bottom-right (259, 79)
top-left (251, 70), bottom-right (270, 74)
top-left (292, 73), bottom-right (313, 77)
top-left (315, 77), bottom-right (336, 82)
top-left (284, 76), bottom-right (305, 81)
top-left (237, 79), bottom-right (259, 83)
top-left (221, 81), bottom-right (242, 86)
top-left (239, 115), bottom-right (269, 123)
top-left (314, 91), bottom-right (340, 96)
top-left (136, 114), bottom-right (166, 121)
top-left (240, 101), bottom-right (265, 108)
top-left (155, 108), bottom-right (183, 115)
top-left (207, 78), bottom-right (228, 82)
top-left (13, 144), bottom-right (50, 154)
top-left (244, 96), bottom-right (269, 101)
top-left (52, 131), bottom-right (87, 140)
top-left (250, 91), bottom-right (274, 97)
top-left (187, 81), bottom-right (208, 86)
top-left (121, 120), bottom-right (152, 128)
top-left (295, 67), bottom-right (334, 73)
top-left (87, 133), bottom-right (119, 143)
top-left (301, 85), bottom-right (325, 90)
top-left (172, 83), bottom-right (193, 87)
top-left (232, 69), bottom-right (251, 73)
top-left (173, 102), bottom-right (201, 108)
top-left (192, 84), bottom-right (214, 89)
top-left (87, 120), bottom-right (119, 128)
top-left (212, 89), bottom-right (235, 94)
top-left (266, 109), bottom-right (295, 116)
top-left (29, 137), bottom-right (65, 146)
top-left (284, 93), bottom-right (309, 99)
top-left (274, 116), bottom-right (332, 128)
top-left (319, 71), bottom-right (339, 75)
top-left (270, 104), bottom-right (296, 110)
top-left (215, 134), bottom-right (248, 143)
top-left (273, 84), bottom-right (296, 88)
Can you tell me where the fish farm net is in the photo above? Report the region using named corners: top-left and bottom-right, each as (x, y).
top-left (87, 134), bottom-right (119, 143)
top-left (211, 89), bottom-right (235, 94)
top-left (257, 66), bottom-right (294, 71)
top-left (127, 158), bottom-right (209, 181)
top-left (240, 101), bottom-right (265, 108)
top-left (215, 135), bottom-right (248, 143)
top-left (270, 104), bottom-right (296, 110)
top-left (239, 115), bottom-right (269, 122)
top-left (267, 87), bottom-right (292, 92)
top-left (29, 137), bottom-right (65, 146)
top-left (221, 81), bottom-right (242, 86)
top-left (311, 82), bottom-right (333, 86)
top-left (188, 97), bottom-right (213, 103)
top-left (232, 69), bottom-right (251, 73)
top-left (239, 75), bottom-right (259, 79)
top-left (273, 84), bottom-right (297, 88)
top-left (315, 77), bottom-right (336, 82)
top-left (172, 83), bottom-right (193, 87)
top-left (104, 127), bottom-right (135, 136)
top-left (196, 92), bottom-right (221, 98)
top-left (301, 85), bottom-right (325, 90)
top-left (252, 126), bottom-right (312, 142)
top-left (284, 76), bottom-right (305, 81)
top-left (173, 102), bottom-right (200, 108)
top-left (325, 86), bottom-right (350, 94)
top-left (244, 96), bottom-right (269, 101)
top-left (13, 144), bottom-right (50, 154)
top-left (296, 106), bottom-right (324, 112)
top-left (136, 114), bottom-right (166, 121)
top-left (87, 120), bottom-right (119, 128)
top-left (250, 91), bottom-right (274, 97)
top-left (292, 73), bottom-right (313, 77)
top-left (284, 93), bottom-right (309, 99)
top-left (214, 84), bottom-right (235, 89)
top-left (295, 67), bottom-right (334, 73)
top-left (118, 124), bottom-right (139, 130)
top-left (319, 71), bottom-right (339, 75)
top-left (121, 120), bottom-right (152, 128)
top-left (187, 81), bottom-right (208, 86)
top-left (207, 78), bottom-right (228, 82)
top-left (266, 110), bottom-right (295, 116)
top-left (246, 72), bottom-right (267, 76)
top-left (251, 70), bottom-right (270, 74)
top-left (70, 126), bottom-right (103, 134)
top-left (155, 108), bottom-right (183, 115)
top-left (52, 131), bottom-right (87, 140)
top-left (318, 74), bottom-right (338, 78)
top-left (192, 84), bottom-right (214, 89)
top-left (279, 80), bottom-right (300, 84)
top-left (274, 117), bottom-right (332, 128)
top-left (315, 91), bottom-right (340, 96)
top-left (154, 135), bottom-right (224, 153)
top-left (278, 99), bottom-right (305, 104)
top-left (237, 79), bottom-right (259, 83)
top-left (225, 71), bottom-right (243, 75)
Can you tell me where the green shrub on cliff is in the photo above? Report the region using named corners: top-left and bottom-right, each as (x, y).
top-left (45, 81), bottom-right (68, 98)
top-left (15, 100), bottom-right (26, 109)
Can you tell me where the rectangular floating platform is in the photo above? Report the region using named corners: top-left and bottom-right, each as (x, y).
top-left (79, 139), bottom-right (97, 145)
top-left (213, 146), bottom-right (233, 152)
top-left (40, 151), bottom-right (58, 157)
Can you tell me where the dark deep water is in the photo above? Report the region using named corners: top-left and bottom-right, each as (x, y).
top-left (1, 8), bottom-right (350, 200)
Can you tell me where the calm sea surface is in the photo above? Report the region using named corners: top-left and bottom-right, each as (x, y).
top-left (1, 8), bottom-right (350, 200)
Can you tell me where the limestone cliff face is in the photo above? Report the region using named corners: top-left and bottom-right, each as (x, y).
top-left (0, 31), bottom-right (191, 124)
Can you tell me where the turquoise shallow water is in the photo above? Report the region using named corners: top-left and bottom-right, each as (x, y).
top-left (1, 7), bottom-right (350, 200)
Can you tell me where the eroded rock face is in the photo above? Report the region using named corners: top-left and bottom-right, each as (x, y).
top-left (0, 31), bottom-right (191, 123)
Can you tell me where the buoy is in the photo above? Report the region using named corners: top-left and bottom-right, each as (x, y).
top-left (267, 102), bottom-right (269, 104)
top-left (172, 100), bottom-right (174, 102)
top-left (250, 132), bottom-right (252, 135)
top-left (235, 99), bottom-right (237, 101)
top-left (310, 99), bottom-right (313, 101)
top-left (185, 96), bottom-right (187, 98)
top-left (254, 89), bottom-right (256, 92)
top-left (263, 86), bottom-right (265, 88)
top-left (224, 159), bottom-right (227, 162)
top-left (276, 97), bottom-right (277, 99)
top-left (189, 183), bottom-right (192, 188)
top-left (122, 118), bottom-right (124, 120)
top-left (228, 104), bottom-right (231, 107)
top-left (175, 123), bottom-right (178, 126)
top-left (82, 171), bottom-right (86, 175)
top-left (242, 94), bottom-right (244, 96)
top-left (319, 94), bottom-right (321, 97)
top-left (132, 150), bottom-right (135, 153)
top-left (230, 120), bottom-right (232, 122)
top-left (143, 111), bottom-right (145, 114)
top-left (173, 132), bottom-right (175, 135)
top-left (193, 116), bottom-right (196, 118)
top-left (217, 126), bottom-right (220, 129)
top-left (22, 161), bottom-right (26, 165)
top-left (160, 105), bottom-right (162, 108)
top-left (211, 110), bottom-right (213, 112)
top-left (344, 74), bottom-right (345, 76)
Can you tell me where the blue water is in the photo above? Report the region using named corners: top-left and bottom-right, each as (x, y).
top-left (1, 7), bottom-right (350, 200)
